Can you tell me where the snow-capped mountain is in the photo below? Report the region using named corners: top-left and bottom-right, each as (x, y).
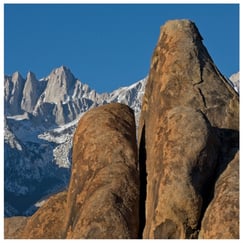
top-left (4, 66), bottom-right (237, 217)
top-left (4, 66), bottom-right (146, 217)
top-left (5, 66), bottom-right (99, 126)
top-left (229, 72), bottom-right (239, 93)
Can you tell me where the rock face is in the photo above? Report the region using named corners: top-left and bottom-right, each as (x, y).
top-left (65, 103), bottom-right (139, 239)
top-left (138, 19), bottom-right (239, 239)
top-left (140, 107), bottom-right (219, 239)
top-left (4, 71), bottom-right (25, 115)
top-left (7, 103), bottom-right (139, 239)
top-left (21, 72), bottom-right (45, 113)
top-left (21, 191), bottom-right (68, 239)
top-left (199, 151), bottom-right (239, 239)
top-left (4, 216), bottom-right (29, 239)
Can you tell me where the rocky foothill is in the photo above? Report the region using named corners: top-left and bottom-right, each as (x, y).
top-left (4, 19), bottom-right (239, 239)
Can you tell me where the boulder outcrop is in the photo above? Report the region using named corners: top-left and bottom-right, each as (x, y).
top-left (140, 107), bottom-right (219, 239)
top-left (65, 103), bottom-right (139, 239)
top-left (138, 19), bottom-right (239, 239)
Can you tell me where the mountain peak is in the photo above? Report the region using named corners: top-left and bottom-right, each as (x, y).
top-left (12, 71), bottom-right (24, 82)
top-left (48, 65), bottom-right (76, 86)
top-left (52, 65), bottom-right (72, 76)
top-left (26, 71), bottom-right (37, 81)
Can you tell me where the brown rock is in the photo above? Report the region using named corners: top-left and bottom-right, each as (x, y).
top-left (64, 103), bottom-right (139, 238)
top-left (199, 151), bottom-right (239, 239)
top-left (139, 19), bottom-right (238, 131)
top-left (138, 19), bottom-right (239, 239)
top-left (4, 216), bottom-right (28, 239)
top-left (21, 191), bottom-right (67, 239)
top-left (140, 106), bottom-right (219, 239)
top-left (10, 103), bottom-right (139, 239)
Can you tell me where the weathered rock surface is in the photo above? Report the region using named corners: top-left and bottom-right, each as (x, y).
top-left (7, 103), bottom-right (139, 239)
top-left (199, 151), bottom-right (239, 239)
top-left (138, 19), bottom-right (239, 239)
top-left (140, 107), bottom-right (219, 239)
top-left (65, 103), bottom-right (139, 239)
top-left (4, 216), bottom-right (29, 239)
top-left (21, 191), bottom-right (67, 239)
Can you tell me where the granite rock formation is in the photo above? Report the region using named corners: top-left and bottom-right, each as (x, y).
top-left (4, 19), bottom-right (239, 239)
top-left (199, 151), bottom-right (239, 239)
top-left (65, 103), bottom-right (139, 239)
top-left (138, 19), bottom-right (239, 239)
top-left (139, 107), bottom-right (219, 239)
top-left (4, 216), bottom-right (29, 239)
top-left (21, 191), bottom-right (67, 239)
top-left (6, 103), bottom-right (139, 239)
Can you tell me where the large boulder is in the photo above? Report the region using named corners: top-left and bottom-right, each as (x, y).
top-left (140, 106), bottom-right (219, 239)
top-left (138, 19), bottom-right (239, 239)
top-left (64, 103), bottom-right (139, 238)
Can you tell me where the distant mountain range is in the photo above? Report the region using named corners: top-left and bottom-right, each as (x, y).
top-left (4, 66), bottom-right (146, 216)
top-left (4, 66), bottom-right (238, 217)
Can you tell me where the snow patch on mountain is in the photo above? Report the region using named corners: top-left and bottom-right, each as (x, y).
top-left (229, 72), bottom-right (239, 93)
top-left (104, 77), bottom-right (147, 124)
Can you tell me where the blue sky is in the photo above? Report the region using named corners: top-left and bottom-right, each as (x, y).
top-left (4, 3), bottom-right (239, 93)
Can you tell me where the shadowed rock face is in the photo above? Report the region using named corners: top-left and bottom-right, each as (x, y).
top-left (138, 19), bottom-right (239, 239)
top-left (6, 103), bottom-right (139, 239)
top-left (199, 151), bottom-right (239, 239)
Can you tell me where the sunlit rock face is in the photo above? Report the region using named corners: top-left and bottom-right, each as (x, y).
top-left (138, 19), bottom-right (239, 239)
